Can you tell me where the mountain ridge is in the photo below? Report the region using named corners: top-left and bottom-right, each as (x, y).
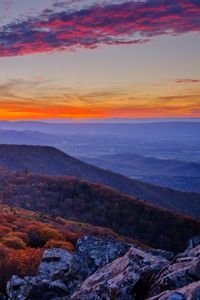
top-left (81, 153), bottom-right (200, 176)
top-left (0, 144), bottom-right (200, 218)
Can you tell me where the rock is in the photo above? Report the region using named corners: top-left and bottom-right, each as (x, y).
top-left (147, 280), bottom-right (200, 300)
top-left (7, 276), bottom-right (71, 300)
top-left (188, 236), bottom-right (200, 249)
top-left (8, 235), bottom-right (200, 300)
top-left (74, 235), bottom-right (130, 279)
top-left (7, 276), bottom-right (35, 300)
top-left (148, 245), bottom-right (200, 297)
top-left (7, 236), bottom-right (131, 299)
top-left (148, 248), bottom-right (174, 261)
top-left (27, 280), bottom-right (69, 300)
top-left (7, 247), bottom-right (75, 300)
top-left (38, 248), bottom-right (74, 280)
top-left (72, 246), bottom-right (168, 300)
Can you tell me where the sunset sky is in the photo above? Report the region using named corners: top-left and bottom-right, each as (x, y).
top-left (0, 0), bottom-right (200, 120)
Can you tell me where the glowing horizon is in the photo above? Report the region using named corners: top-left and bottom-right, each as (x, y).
top-left (0, 0), bottom-right (200, 120)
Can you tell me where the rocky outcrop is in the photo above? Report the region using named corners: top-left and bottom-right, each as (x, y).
top-left (6, 235), bottom-right (200, 300)
top-left (72, 246), bottom-right (168, 300)
top-left (7, 236), bottom-right (131, 300)
top-left (7, 276), bottom-right (70, 300)
top-left (148, 245), bottom-right (200, 297)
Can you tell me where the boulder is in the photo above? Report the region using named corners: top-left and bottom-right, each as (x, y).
top-left (6, 248), bottom-right (75, 300)
top-left (74, 235), bottom-right (130, 279)
top-left (72, 246), bottom-right (168, 300)
top-left (7, 236), bottom-right (131, 299)
top-left (7, 276), bottom-right (71, 300)
top-left (147, 280), bottom-right (200, 300)
top-left (148, 245), bottom-right (200, 297)
top-left (148, 248), bottom-right (174, 261)
top-left (9, 235), bottom-right (200, 300)
top-left (7, 276), bottom-right (36, 300)
top-left (38, 248), bottom-right (74, 280)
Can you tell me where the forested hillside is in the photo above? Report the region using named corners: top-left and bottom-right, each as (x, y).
top-left (0, 144), bottom-right (200, 218)
top-left (0, 170), bottom-right (200, 252)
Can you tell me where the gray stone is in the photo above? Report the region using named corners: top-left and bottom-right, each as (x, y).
top-left (38, 248), bottom-right (74, 280)
top-left (74, 235), bottom-right (130, 279)
top-left (147, 281), bottom-right (200, 300)
top-left (8, 236), bottom-right (200, 300)
top-left (72, 246), bottom-right (168, 300)
top-left (6, 276), bottom-right (36, 300)
top-left (149, 245), bottom-right (200, 297)
top-left (7, 236), bottom-right (131, 299)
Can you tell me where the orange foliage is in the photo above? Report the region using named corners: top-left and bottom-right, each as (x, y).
top-left (26, 224), bottom-right (64, 247)
top-left (0, 244), bottom-right (43, 293)
top-left (45, 239), bottom-right (75, 251)
top-left (0, 225), bottom-right (10, 238)
top-left (6, 232), bottom-right (29, 244)
top-left (1, 236), bottom-right (26, 250)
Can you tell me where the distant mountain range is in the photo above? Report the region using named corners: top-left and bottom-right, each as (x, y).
top-left (0, 144), bottom-right (200, 218)
top-left (136, 175), bottom-right (200, 193)
top-left (81, 153), bottom-right (200, 192)
top-left (0, 121), bottom-right (200, 139)
top-left (1, 121), bottom-right (200, 162)
top-left (0, 129), bottom-right (61, 145)
top-left (81, 153), bottom-right (200, 177)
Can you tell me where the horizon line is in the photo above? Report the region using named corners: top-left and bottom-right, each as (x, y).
top-left (0, 117), bottom-right (200, 124)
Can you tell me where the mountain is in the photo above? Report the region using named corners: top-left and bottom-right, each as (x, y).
top-left (0, 129), bottom-right (61, 145)
top-left (0, 169), bottom-right (200, 252)
top-left (0, 144), bottom-right (200, 218)
top-left (0, 121), bottom-right (200, 139)
top-left (1, 122), bottom-right (200, 161)
top-left (81, 153), bottom-right (200, 177)
top-left (81, 153), bottom-right (200, 192)
top-left (137, 175), bottom-right (200, 193)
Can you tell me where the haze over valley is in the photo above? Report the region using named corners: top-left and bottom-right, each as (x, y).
top-left (0, 121), bottom-right (200, 193)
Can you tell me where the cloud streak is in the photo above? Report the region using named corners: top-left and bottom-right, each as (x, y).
top-left (0, 0), bottom-right (200, 57)
top-left (0, 78), bottom-right (200, 119)
top-left (176, 79), bottom-right (200, 84)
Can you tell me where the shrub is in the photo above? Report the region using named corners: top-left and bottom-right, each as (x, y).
top-left (0, 225), bottom-right (10, 238)
top-left (6, 232), bottom-right (28, 244)
top-left (26, 225), bottom-right (64, 247)
top-left (1, 236), bottom-right (26, 250)
top-left (45, 239), bottom-right (75, 251)
top-left (0, 245), bottom-right (43, 294)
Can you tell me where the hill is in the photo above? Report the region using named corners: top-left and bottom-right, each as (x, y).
top-left (0, 121), bottom-right (200, 139)
top-left (0, 129), bottom-right (61, 145)
top-left (0, 170), bottom-right (200, 253)
top-left (81, 153), bottom-right (200, 192)
top-left (0, 144), bottom-right (200, 218)
top-left (137, 175), bottom-right (200, 193)
top-left (81, 153), bottom-right (200, 177)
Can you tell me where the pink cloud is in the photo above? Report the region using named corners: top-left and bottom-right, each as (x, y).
top-left (0, 0), bottom-right (199, 57)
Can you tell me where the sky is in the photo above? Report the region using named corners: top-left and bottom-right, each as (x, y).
top-left (0, 0), bottom-right (200, 120)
